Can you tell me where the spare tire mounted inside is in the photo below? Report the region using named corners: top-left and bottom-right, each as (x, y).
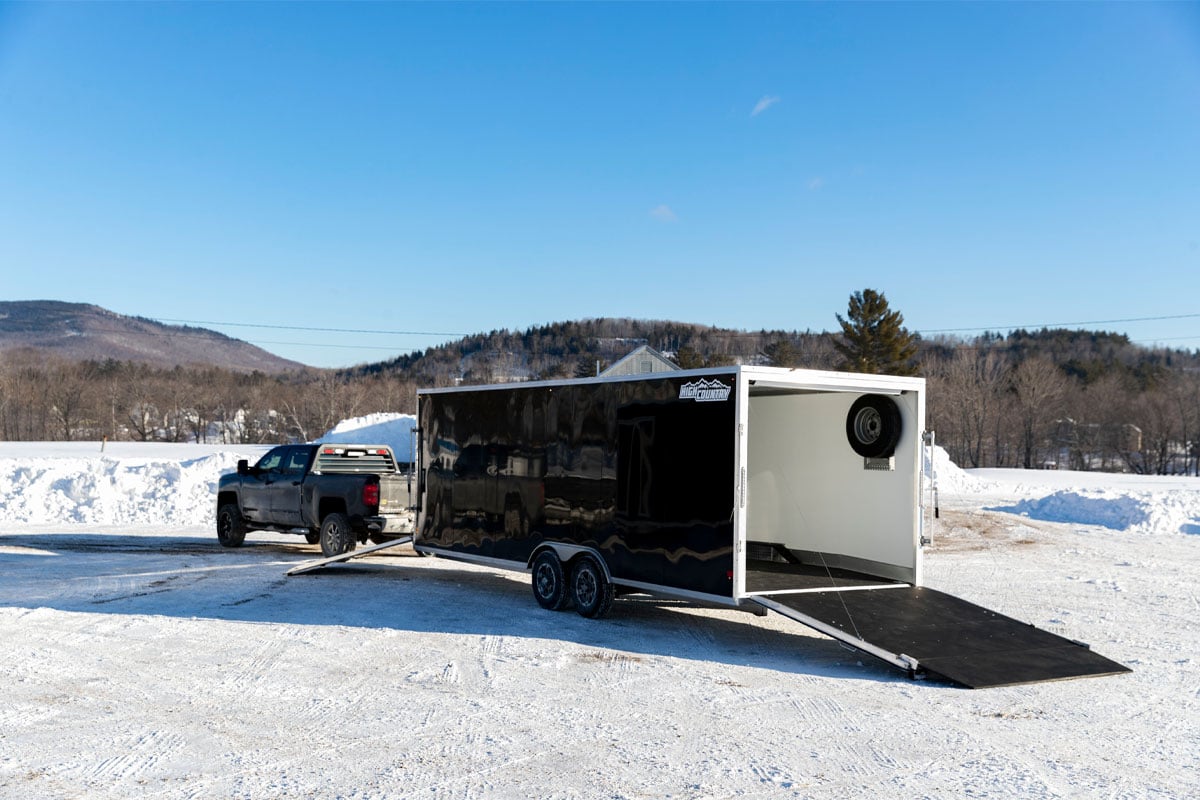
top-left (845, 393), bottom-right (902, 458)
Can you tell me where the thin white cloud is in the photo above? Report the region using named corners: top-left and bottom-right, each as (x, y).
top-left (751, 95), bottom-right (780, 116)
top-left (649, 204), bottom-right (677, 222)
top-left (808, 177), bottom-right (825, 191)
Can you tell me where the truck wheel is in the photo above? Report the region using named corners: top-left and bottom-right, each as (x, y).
top-left (846, 394), bottom-right (902, 458)
top-left (320, 512), bottom-right (356, 558)
top-left (570, 555), bottom-right (614, 619)
top-left (531, 550), bottom-right (571, 611)
top-left (217, 503), bottom-right (247, 548)
top-left (305, 532), bottom-right (321, 545)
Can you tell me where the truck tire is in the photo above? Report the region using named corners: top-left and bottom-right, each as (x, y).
top-left (531, 549), bottom-right (571, 611)
top-left (570, 555), bottom-right (614, 619)
top-left (320, 512), bottom-right (356, 558)
top-left (217, 503), bottom-right (247, 548)
top-left (846, 394), bottom-right (902, 458)
top-left (305, 532), bottom-right (321, 545)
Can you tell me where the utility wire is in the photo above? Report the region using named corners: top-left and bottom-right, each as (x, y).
top-left (919, 312), bottom-right (1200, 334)
top-left (151, 313), bottom-right (1197, 341)
top-left (16, 317), bottom-right (1197, 357)
top-left (154, 318), bottom-right (466, 337)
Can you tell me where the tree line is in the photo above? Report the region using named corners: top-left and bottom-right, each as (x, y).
top-left (924, 335), bottom-right (1200, 475)
top-left (2, 303), bottom-right (1198, 475)
top-left (0, 349), bottom-right (416, 446)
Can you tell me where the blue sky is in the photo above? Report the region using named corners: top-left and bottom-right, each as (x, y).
top-left (1, 2), bottom-right (1198, 368)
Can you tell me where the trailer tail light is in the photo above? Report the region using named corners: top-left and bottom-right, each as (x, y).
top-left (363, 482), bottom-right (380, 510)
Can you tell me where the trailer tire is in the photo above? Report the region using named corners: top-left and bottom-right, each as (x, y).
top-left (531, 550), bottom-right (571, 611)
top-left (216, 503), bottom-right (247, 548)
top-left (846, 394), bottom-right (902, 458)
top-left (319, 512), bottom-right (356, 558)
top-left (570, 555), bottom-right (614, 619)
top-left (305, 531), bottom-right (321, 545)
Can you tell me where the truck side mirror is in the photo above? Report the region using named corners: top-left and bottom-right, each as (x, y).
top-left (237, 459), bottom-right (249, 475)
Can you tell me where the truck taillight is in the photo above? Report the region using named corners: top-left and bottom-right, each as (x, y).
top-left (363, 483), bottom-right (380, 509)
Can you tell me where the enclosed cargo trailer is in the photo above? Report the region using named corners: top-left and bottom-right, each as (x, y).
top-left (410, 366), bottom-right (1127, 688)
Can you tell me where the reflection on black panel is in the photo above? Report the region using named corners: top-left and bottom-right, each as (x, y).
top-left (420, 375), bottom-right (736, 597)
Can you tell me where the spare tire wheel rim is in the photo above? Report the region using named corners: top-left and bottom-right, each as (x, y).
top-left (853, 406), bottom-right (882, 445)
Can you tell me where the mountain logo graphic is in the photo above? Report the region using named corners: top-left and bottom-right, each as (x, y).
top-left (678, 379), bottom-right (732, 402)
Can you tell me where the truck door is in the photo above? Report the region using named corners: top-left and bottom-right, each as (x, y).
top-left (269, 446), bottom-right (310, 527)
top-left (241, 446), bottom-right (285, 523)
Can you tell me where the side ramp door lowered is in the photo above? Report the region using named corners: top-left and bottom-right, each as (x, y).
top-left (751, 587), bottom-right (1130, 689)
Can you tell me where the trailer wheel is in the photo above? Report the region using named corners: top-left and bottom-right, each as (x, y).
top-left (319, 512), bottom-right (356, 558)
top-left (846, 394), bottom-right (902, 458)
top-left (305, 531), bottom-right (321, 545)
top-left (570, 555), bottom-right (614, 619)
top-left (216, 503), bottom-right (247, 548)
top-left (531, 550), bottom-right (571, 611)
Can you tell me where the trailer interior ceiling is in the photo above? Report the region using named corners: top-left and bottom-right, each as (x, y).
top-left (745, 384), bottom-right (921, 588)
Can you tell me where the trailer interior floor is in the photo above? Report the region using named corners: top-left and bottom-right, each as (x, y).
top-left (744, 558), bottom-right (905, 594)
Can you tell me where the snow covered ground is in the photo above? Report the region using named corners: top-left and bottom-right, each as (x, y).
top-left (1, 417), bottom-right (1198, 798)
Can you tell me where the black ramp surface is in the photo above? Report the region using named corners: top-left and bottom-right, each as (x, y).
top-left (766, 587), bottom-right (1130, 688)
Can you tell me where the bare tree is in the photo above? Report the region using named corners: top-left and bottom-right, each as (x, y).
top-left (1011, 357), bottom-right (1071, 469)
top-left (1079, 373), bottom-right (1133, 471)
top-left (1170, 372), bottom-right (1200, 476)
top-left (930, 349), bottom-right (1008, 467)
top-left (47, 361), bottom-right (93, 440)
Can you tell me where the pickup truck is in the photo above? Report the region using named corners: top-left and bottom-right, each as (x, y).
top-left (216, 443), bottom-right (414, 557)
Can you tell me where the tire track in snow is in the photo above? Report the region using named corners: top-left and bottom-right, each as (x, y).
top-left (222, 637), bottom-right (290, 699)
top-left (74, 729), bottom-right (187, 784)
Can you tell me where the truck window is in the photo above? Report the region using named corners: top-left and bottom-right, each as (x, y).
top-left (256, 449), bottom-right (285, 473)
top-left (283, 448), bottom-right (310, 475)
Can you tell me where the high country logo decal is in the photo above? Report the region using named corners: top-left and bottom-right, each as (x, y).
top-left (678, 379), bottom-right (732, 402)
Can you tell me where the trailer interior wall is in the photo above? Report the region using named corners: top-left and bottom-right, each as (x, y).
top-left (745, 389), bottom-right (922, 585)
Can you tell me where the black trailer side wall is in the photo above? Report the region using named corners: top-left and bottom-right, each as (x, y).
top-left (419, 374), bottom-right (737, 597)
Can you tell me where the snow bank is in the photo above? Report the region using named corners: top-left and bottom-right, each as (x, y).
top-left (927, 445), bottom-right (979, 494)
top-left (0, 451), bottom-right (257, 527)
top-left (989, 486), bottom-right (1200, 535)
top-left (0, 414), bottom-right (417, 528)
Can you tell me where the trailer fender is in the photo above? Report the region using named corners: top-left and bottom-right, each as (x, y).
top-left (528, 543), bottom-right (613, 582)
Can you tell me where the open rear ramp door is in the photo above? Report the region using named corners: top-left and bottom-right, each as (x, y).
top-left (752, 587), bottom-right (1130, 688)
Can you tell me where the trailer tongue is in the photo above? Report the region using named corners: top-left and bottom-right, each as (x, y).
top-left (751, 586), bottom-right (1130, 688)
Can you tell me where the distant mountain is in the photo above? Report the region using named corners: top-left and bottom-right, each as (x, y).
top-left (0, 301), bottom-right (305, 373)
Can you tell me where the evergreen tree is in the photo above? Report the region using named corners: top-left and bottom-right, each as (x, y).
top-left (674, 346), bottom-right (705, 369)
top-left (763, 339), bottom-right (800, 367)
top-left (834, 289), bottom-right (920, 375)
